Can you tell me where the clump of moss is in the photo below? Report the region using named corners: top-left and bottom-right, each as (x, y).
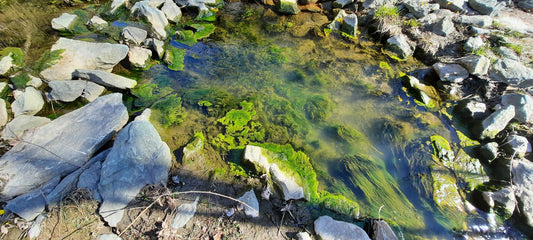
top-left (304, 94), bottom-right (333, 122)
top-left (183, 88), bottom-right (237, 117)
top-left (32, 49), bottom-right (64, 73)
top-left (190, 23), bottom-right (216, 39)
top-left (0, 47), bottom-right (24, 67)
top-left (164, 46), bottom-right (186, 71)
top-left (10, 72), bottom-right (30, 89)
top-left (152, 94), bottom-right (186, 128)
top-left (131, 83), bottom-right (173, 108)
top-left (317, 192), bottom-right (360, 219)
top-left (212, 101), bottom-right (264, 151)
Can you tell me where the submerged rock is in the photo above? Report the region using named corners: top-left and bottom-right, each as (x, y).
top-left (433, 63), bottom-right (469, 83)
top-left (238, 190), bottom-right (259, 218)
top-left (40, 38), bottom-right (129, 81)
top-left (489, 58), bottom-right (533, 87)
top-left (0, 93), bottom-right (128, 200)
top-left (11, 87), bottom-right (44, 117)
top-left (1, 115), bottom-right (50, 141)
top-left (479, 105), bottom-right (515, 140)
top-left (73, 69), bottom-right (137, 89)
top-left (171, 196), bottom-right (199, 229)
top-left (131, 1), bottom-right (169, 39)
top-left (314, 216), bottom-right (371, 240)
top-left (270, 163), bottom-right (305, 200)
top-left (99, 109), bottom-right (171, 227)
top-left (51, 13), bottom-right (77, 31)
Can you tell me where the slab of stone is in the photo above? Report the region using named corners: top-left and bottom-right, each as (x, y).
top-left (432, 62), bottom-right (469, 83)
top-left (512, 159), bottom-right (533, 230)
top-left (128, 46), bottom-right (152, 69)
top-left (99, 109), bottom-right (171, 227)
top-left (489, 58), bottom-right (533, 87)
top-left (433, 16), bottom-right (456, 36)
top-left (457, 55), bottom-right (490, 76)
top-left (457, 15), bottom-right (492, 28)
top-left (340, 13), bottom-right (357, 36)
top-left (270, 163), bottom-right (304, 201)
top-left (171, 196), bottom-right (199, 229)
top-left (48, 80), bottom-right (104, 102)
top-left (162, 0), bottom-right (182, 23)
top-left (468, 0), bottom-right (504, 16)
top-left (51, 13), bottom-right (78, 31)
top-left (77, 150), bottom-right (107, 202)
top-left (87, 15), bottom-right (108, 31)
top-left (0, 93), bottom-right (128, 200)
top-left (143, 38), bottom-right (165, 59)
top-left (11, 87), bottom-right (44, 117)
top-left (386, 34), bottom-right (414, 60)
top-left (238, 190), bottom-right (259, 218)
top-left (435, 0), bottom-right (465, 12)
top-left (479, 105), bottom-right (515, 140)
top-left (496, 46), bottom-right (520, 61)
top-left (1, 115), bottom-right (50, 141)
top-left (122, 26), bottom-right (148, 46)
top-left (40, 38), bottom-right (128, 81)
top-left (131, 1), bottom-right (169, 39)
top-left (0, 99), bottom-right (7, 127)
top-left (243, 145), bottom-right (271, 174)
top-left (0, 53), bottom-right (13, 76)
top-left (73, 69), bottom-right (137, 89)
top-left (4, 177), bottom-right (60, 220)
top-left (502, 93), bottom-right (533, 123)
top-left (314, 216), bottom-right (371, 240)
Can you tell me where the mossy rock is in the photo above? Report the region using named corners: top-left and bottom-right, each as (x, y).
top-left (176, 30), bottom-right (197, 46)
top-left (164, 46), bottom-right (186, 71)
top-left (0, 47), bottom-right (24, 67)
top-left (430, 163), bottom-right (468, 231)
top-left (189, 23), bottom-right (216, 40)
top-left (317, 192), bottom-right (360, 219)
top-left (430, 135), bottom-right (454, 163)
top-left (32, 49), bottom-right (64, 74)
top-left (183, 132), bottom-right (205, 164)
top-left (151, 94), bottom-right (186, 128)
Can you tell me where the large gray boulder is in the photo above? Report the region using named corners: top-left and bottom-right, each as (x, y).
top-left (386, 34), bottom-right (414, 60)
top-left (502, 93), bottom-right (533, 123)
top-left (314, 216), bottom-right (371, 240)
top-left (98, 109), bottom-right (172, 227)
top-left (432, 16), bottom-right (456, 36)
top-left (1, 115), bottom-right (50, 141)
top-left (238, 190), bottom-right (259, 218)
top-left (0, 53), bottom-right (14, 76)
top-left (0, 93), bottom-right (128, 200)
top-left (131, 1), bottom-right (169, 39)
top-left (122, 26), bottom-right (148, 46)
top-left (11, 87), bottom-right (44, 117)
top-left (51, 13), bottom-right (78, 31)
top-left (73, 69), bottom-right (137, 89)
top-left (489, 58), bottom-right (533, 87)
top-left (468, 0), bottom-right (505, 16)
top-left (270, 163), bottom-right (304, 201)
top-left (479, 105), bottom-right (515, 140)
top-left (162, 0), bottom-right (182, 23)
top-left (432, 63), bottom-right (469, 83)
top-left (48, 80), bottom-right (105, 102)
top-left (40, 38), bottom-right (129, 81)
top-left (512, 159), bottom-right (533, 230)
top-left (457, 55), bottom-right (490, 76)
top-left (435, 0), bottom-right (465, 12)
top-left (457, 15), bottom-right (492, 28)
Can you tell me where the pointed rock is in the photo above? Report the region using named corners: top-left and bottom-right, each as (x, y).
top-left (238, 190), bottom-right (259, 218)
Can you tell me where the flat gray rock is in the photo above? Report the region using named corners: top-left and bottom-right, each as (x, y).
top-left (98, 109), bottom-right (171, 227)
top-left (48, 80), bottom-right (105, 102)
top-left (0, 93), bottom-right (128, 200)
top-left (162, 0), bottom-right (182, 23)
top-left (11, 87), bottom-right (44, 117)
top-left (270, 163), bottom-right (304, 201)
top-left (433, 62), bottom-right (469, 83)
top-left (489, 58), bottom-right (533, 87)
top-left (457, 15), bottom-right (493, 28)
top-left (4, 177), bottom-right (60, 220)
top-left (122, 26), bottom-right (148, 46)
top-left (468, 0), bottom-right (504, 16)
top-left (128, 46), bottom-right (152, 69)
top-left (512, 159), bottom-right (533, 230)
top-left (386, 34), bottom-right (414, 60)
top-left (131, 1), bottom-right (169, 39)
top-left (238, 190), bottom-right (259, 218)
top-left (314, 216), bottom-right (371, 240)
top-left (51, 13), bottom-right (77, 31)
top-left (171, 196), bottom-right (199, 229)
top-left (457, 55), bottom-right (490, 76)
top-left (1, 115), bottom-right (50, 141)
top-left (73, 69), bottom-right (137, 89)
top-left (40, 38), bottom-right (129, 81)
top-left (479, 105), bottom-right (515, 140)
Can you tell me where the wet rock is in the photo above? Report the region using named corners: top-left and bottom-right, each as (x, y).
top-left (243, 145), bottom-right (270, 174)
top-left (48, 80), bottom-right (105, 102)
top-left (468, 0), bottom-right (505, 16)
top-left (122, 26), bottom-right (148, 46)
top-left (51, 13), bottom-right (77, 31)
top-left (40, 38), bottom-right (129, 81)
top-left (162, 0), bottom-right (182, 23)
top-left (431, 164), bottom-right (467, 224)
top-left (73, 69), bottom-right (137, 90)
top-left (277, 0), bottom-right (300, 15)
top-left (0, 53), bottom-right (14, 76)
top-left (478, 142), bottom-right (499, 162)
top-left (432, 62), bottom-right (469, 83)
top-left (11, 87), bottom-right (44, 117)
top-left (512, 159), bottom-right (533, 231)
top-left (132, 1), bottom-right (169, 38)
top-left (99, 109), bottom-right (171, 227)
top-left (97, 233), bottom-right (122, 240)
top-left (0, 99), bottom-right (7, 127)
top-left (270, 163), bottom-right (304, 200)
top-left (502, 135), bottom-right (530, 158)
top-left (0, 93), bottom-right (128, 200)
top-left (502, 93), bottom-right (533, 123)
top-left (295, 232), bottom-right (312, 240)
top-left (143, 38), bottom-right (165, 59)
top-left (482, 187), bottom-right (516, 218)
top-left (457, 15), bottom-right (492, 27)
top-left (110, 0), bottom-right (128, 13)
top-left (27, 75), bottom-right (43, 88)
top-left (479, 105), bottom-right (515, 140)
top-left (87, 15), bottom-right (108, 31)
top-left (77, 150), bottom-right (108, 202)
top-left (128, 46), bottom-right (152, 69)
top-left (171, 196), bottom-right (199, 229)
top-left (326, 10), bottom-right (347, 31)
top-left (341, 13), bottom-right (357, 36)
top-left (182, 134), bottom-right (204, 164)
top-left (4, 177), bottom-right (60, 220)
top-left (386, 34), bottom-right (414, 60)
top-left (433, 16), bottom-right (456, 36)
top-left (363, 219), bottom-right (399, 240)
top-left (489, 58), bottom-right (533, 87)
top-left (435, 0), bottom-right (465, 12)
top-left (238, 190), bottom-right (259, 218)
top-left (27, 214), bottom-right (46, 239)
top-left (1, 115), bottom-right (50, 141)
top-left (314, 216), bottom-right (371, 240)
top-left (403, 0), bottom-right (439, 19)
top-left (457, 55), bottom-right (490, 76)
top-left (464, 36), bottom-right (485, 52)
top-left (402, 75), bottom-right (436, 106)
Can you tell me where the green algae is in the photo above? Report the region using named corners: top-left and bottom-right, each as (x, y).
top-left (212, 101), bottom-right (264, 151)
top-left (190, 23), bottom-right (216, 39)
top-left (10, 72), bottom-right (30, 89)
top-left (164, 46), bottom-right (186, 71)
top-left (304, 94), bottom-right (333, 122)
top-left (317, 191), bottom-right (360, 219)
top-left (152, 94), bottom-right (186, 128)
top-left (32, 49), bottom-right (64, 74)
top-left (131, 83), bottom-right (173, 108)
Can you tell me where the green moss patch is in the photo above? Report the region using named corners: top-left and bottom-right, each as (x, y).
top-left (212, 101), bottom-right (264, 151)
top-left (0, 47), bottom-right (24, 67)
top-left (10, 72), bottom-right (30, 89)
top-left (304, 94), bottom-right (333, 122)
top-left (190, 23), bottom-right (216, 39)
top-left (164, 46), bottom-right (186, 71)
top-left (152, 94), bottom-right (186, 128)
top-left (176, 30), bottom-right (197, 46)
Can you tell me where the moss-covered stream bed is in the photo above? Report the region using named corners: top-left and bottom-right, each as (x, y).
top-left (0, 0), bottom-right (529, 239)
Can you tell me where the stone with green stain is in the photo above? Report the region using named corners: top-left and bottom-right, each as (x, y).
top-left (430, 135), bottom-right (454, 163)
top-left (430, 163), bottom-right (468, 231)
top-left (183, 132), bottom-right (205, 164)
top-left (401, 75), bottom-right (439, 108)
